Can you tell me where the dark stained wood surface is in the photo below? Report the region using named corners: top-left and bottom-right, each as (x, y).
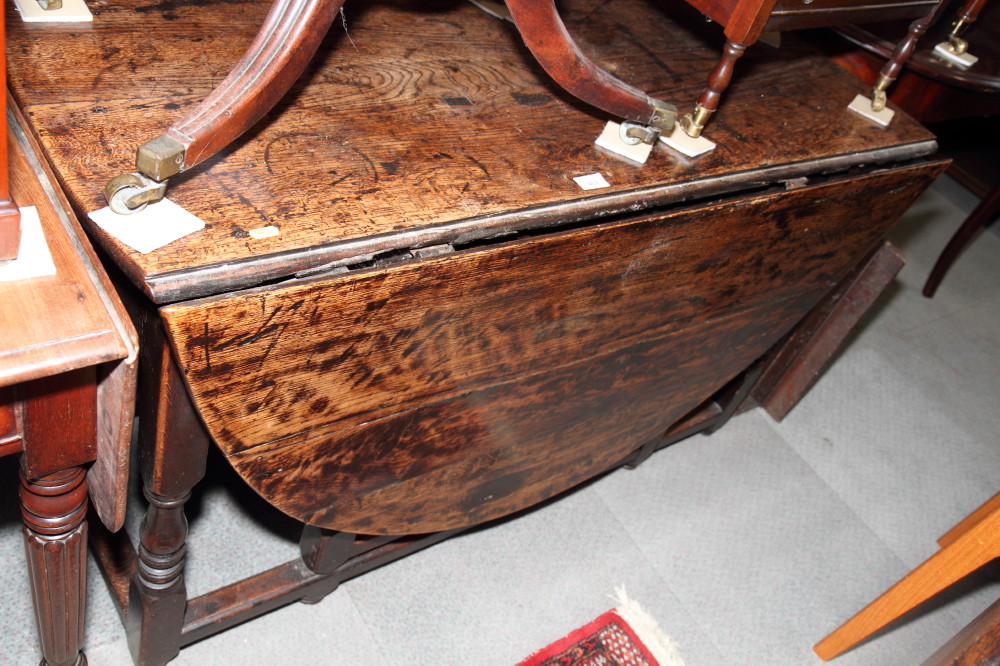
top-left (160, 162), bottom-right (944, 534)
top-left (831, 1), bottom-right (1000, 95)
top-left (753, 241), bottom-right (906, 421)
top-left (5, 0), bottom-right (937, 303)
top-left (922, 597), bottom-right (1000, 666)
top-left (1, 103), bottom-right (138, 666)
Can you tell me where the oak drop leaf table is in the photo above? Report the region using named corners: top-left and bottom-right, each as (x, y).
top-left (6, 0), bottom-right (947, 663)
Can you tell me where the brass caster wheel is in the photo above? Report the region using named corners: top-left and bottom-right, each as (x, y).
top-left (619, 121), bottom-right (660, 146)
top-left (870, 90), bottom-right (888, 113)
top-left (104, 173), bottom-right (168, 215)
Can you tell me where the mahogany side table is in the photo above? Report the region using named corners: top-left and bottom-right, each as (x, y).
top-left (0, 104), bottom-right (138, 665)
top-left (6, 1), bottom-right (946, 663)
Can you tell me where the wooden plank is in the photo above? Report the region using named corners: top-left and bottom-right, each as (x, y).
top-left (754, 241), bottom-right (906, 421)
top-left (230, 300), bottom-right (805, 533)
top-left (921, 597), bottom-right (1000, 666)
top-left (5, 0), bottom-right (937, 301)
top-left (161, 162), bottom-right (943, 534)
top-left (161, 165), bottom-right (941, 453)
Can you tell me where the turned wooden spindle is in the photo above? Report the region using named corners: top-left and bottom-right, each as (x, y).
top-left (126, 332), bottom-right (210, 666)
top-left (683, 40), bottom-right (748, 137)
top-left (871, 1), bottom-right (952, 110)
top-left (127, 488), bottom-right (192, 666)
top-left (946, 0), bottom-right (987, 54)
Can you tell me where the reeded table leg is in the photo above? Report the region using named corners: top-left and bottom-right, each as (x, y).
top-left (20, 463), bottom-right (89, 666)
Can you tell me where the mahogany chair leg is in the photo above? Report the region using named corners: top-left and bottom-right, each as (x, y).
top-left (126, 335), bottom-right (211, 666)
top-left (106, 0), bottom-right (345, 214)
top-left (504, 0), bottom-right (676, 141)
top-left (20, 464), bottom-right (89, 666)
top-left (814, 501), bottom-right (1000, 661)
top-left (680, 39), bottom-right (747, 138)
top-left (923, 183), bottom-right (1000, 298)
top-left (942, 0), bottom-right (987, 57)
top-left (869, 0), bottom-right (951, 112)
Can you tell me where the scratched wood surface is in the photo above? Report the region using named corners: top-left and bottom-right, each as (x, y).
top-left (5, 0), bottom-right (935, 303)
top-left (160, 162), bottom-right (943, 534)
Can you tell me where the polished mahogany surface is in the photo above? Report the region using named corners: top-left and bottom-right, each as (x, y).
top-left (1, 105), bottom-right (137, 666)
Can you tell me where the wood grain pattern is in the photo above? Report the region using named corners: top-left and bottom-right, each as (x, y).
top-left (5, 103), bottom-right (139, 532)
top-left (505, 0), bottom-right (675, 128)
top-left (816, 495), bottom-right (1000, 660)
top-left (5, 0), bottom-right (937, 302)
top-left (160, 163), bottom-right (942, 534)
top-left (922, 597), bottom-right (1000, 666)
top-left (160, 0), bottom-right (344, 174)
top-left (0, 126), bottom-right (126, 387)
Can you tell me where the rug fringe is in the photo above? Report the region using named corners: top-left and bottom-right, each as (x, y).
top-left (612, 586), bottom-right (686, 666)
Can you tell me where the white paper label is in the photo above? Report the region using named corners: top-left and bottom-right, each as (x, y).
top-left (659, 123), bottom-right (716, 158)
top-left (89, 198), bottom-right (205, 254)
top-left (594, 121), bottom-right (654, 165)
top-left (0, 207), bottom-right (57, 282)
top-left (248, 225), bottom-right (280, 239)
top-left (13, 0), bottom-right (93, 22)
top-left (573, 173), bottom-right (611, 190)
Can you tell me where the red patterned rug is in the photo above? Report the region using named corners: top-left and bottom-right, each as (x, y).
top-left (516, 590), bottom-right (685, 666)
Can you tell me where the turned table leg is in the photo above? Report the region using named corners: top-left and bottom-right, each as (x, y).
top-left (20, 463), bottom-right (89, 666)
top-left (126, 331), bottom-right (210, 666)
